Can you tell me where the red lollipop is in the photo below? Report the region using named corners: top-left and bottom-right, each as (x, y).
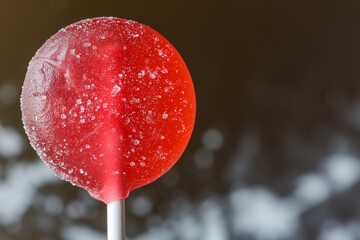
top-left (21, 17), bottom-right (195, 235)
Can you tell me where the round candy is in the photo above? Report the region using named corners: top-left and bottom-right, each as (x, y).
top-left (21, 17), bottom-right (196, 203)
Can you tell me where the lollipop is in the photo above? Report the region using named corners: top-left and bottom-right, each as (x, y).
top-left (21, 17), bottom-right (195, 239)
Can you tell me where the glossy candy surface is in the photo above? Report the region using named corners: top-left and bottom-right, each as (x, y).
top-left (21, 17), bottom-right (196, 203)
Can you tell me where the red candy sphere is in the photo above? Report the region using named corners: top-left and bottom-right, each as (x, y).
top-left (21, 17), bottom-right (196, 203)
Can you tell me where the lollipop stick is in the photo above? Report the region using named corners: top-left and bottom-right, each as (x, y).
top-left (107, 199), bottom-right (125, 240)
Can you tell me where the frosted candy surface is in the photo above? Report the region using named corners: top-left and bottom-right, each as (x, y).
top-left (21, 17), bottom-right (196, 203)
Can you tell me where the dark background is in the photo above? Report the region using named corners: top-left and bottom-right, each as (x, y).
top-left (1, 0), bottom-right (360, 239)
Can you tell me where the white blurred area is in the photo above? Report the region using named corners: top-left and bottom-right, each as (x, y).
top-left (2, 119), bottom-right (360, 240)
top-left (0, 162), bottom-right (58, 225)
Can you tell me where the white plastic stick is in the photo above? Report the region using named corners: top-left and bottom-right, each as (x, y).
top-left (107, 199), bottom-right (125, 240)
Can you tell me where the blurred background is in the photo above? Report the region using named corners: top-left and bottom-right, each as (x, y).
top-left (1, 0), bottom-right (360, 239)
